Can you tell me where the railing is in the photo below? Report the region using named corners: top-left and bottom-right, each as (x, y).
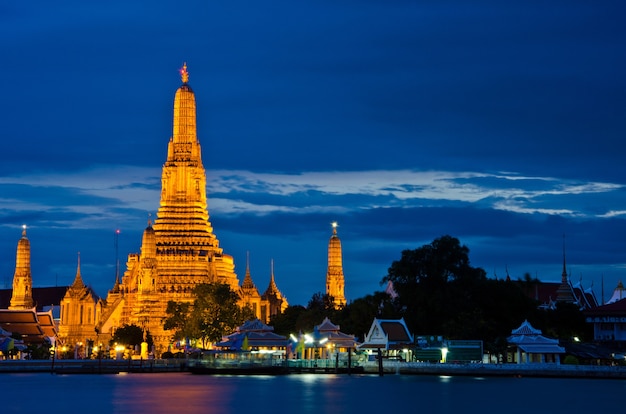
top-left (361, 360), bottom-right (626, 378)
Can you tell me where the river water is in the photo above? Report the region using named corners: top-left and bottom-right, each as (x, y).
top-left (1, 372), bottom-right (624, 413)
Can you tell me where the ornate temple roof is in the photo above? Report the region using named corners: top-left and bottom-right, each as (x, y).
top-left (507, 320), bottom-right (565, 354)
top-left (510, 319), bottom-right (542, 336)
top-left (241, 252), bottom-right (258, 292)
top-left (216, 319), bottom-right (288, 349)
top-left (359, 318), bottom-right (413, 350)
top-left (262, 259), bottom-right (285, 300)
top-left (316, 317), bottom-right (340, 333)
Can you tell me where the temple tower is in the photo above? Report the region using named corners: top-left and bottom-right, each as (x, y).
top-left (96, 65), bottom-right (241, 351)
top-left (262, 259), bottom-right (289, 320)
top-left (326, 222), bottom-right (346, 308)
top-left (152, 63), bottom-right (238, 289)
top-left (556, 237), bottom-right (576, 303)
top-left (9, 226), bottom-right (34, 310)
top-left (240, 252), bottom-right (262, 317)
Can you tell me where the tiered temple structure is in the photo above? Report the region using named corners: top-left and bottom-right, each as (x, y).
top-left (326, 222), bottom-right (346, 308)
top-left (9, 226), bottom-right (34, 310)
top-left (1, 228), bottom-right (59, 349)
top-left (57, 64), bottom-right (287, 354)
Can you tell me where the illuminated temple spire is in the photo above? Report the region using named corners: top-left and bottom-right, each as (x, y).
top-left (9, 225), bottom-right (34, 310)
top-left (242, 252), bottom-right (257, 291)
top-left (326, 222), bottom-right (346, 308)
top-left (69, 252), bottom-right (86, 291)
top-left (262, 259), bottom-right (288, 317)
top-left (152, 63), bottom-right (237, 287)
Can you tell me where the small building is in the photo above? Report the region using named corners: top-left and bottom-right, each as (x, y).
top-left (584, 297), bottom-right (626, 344)
top-left (215, 319), bottom-right (288, 352)
top-left (288, 318), bottom-right (359, 360)
top-left (358, 318), bottom-right (414, 361)
top-left (506, 320), bottom-right (564, 364)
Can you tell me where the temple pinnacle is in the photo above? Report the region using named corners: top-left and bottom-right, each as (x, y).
top-left (180, 62), bottom-right (189, 84)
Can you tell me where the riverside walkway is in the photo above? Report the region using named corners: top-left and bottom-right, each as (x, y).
top-left (361, 360), bottom-right (626, 379)
top-left (2, 358), bottom-right (625, 378)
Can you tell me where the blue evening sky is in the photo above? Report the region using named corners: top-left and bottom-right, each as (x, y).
top-left (1, 1), bottom-right (625, 306)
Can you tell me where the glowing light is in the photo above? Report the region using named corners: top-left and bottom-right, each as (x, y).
top-left (331, 221), bottom-right (338, 228)
top-left (304, 334), bottom-right (313, 344)
top-left (319, 338), bottom-right (328, 345)
top-left (290, 334), bottom-right (298, 342)
top-left (441, 347), bottom-right (448, 363)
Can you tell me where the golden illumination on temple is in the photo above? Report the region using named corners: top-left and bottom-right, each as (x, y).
top-left (326, 222), bottom-right (347, 308)
top-left (9, 225), bottom-right (34, 310)
top-left (57, 64), bottom-right (287, 354)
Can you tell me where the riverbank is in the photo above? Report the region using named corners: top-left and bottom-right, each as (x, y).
top-left (0, 358), bottom-right (186, 374)
top-left (361, 361), bottom-right (626, 379)
top-left (1, 359), bottom-right (625, 379)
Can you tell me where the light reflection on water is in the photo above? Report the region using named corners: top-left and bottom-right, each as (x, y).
top-left (1, 372), bottom-right (625, 414)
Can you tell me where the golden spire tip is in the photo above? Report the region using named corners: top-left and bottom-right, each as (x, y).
top-left (180, 62), bottom-right (189, 84)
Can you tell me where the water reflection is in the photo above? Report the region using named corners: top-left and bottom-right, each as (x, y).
top-left (2, 372), bottom-right (625, 414)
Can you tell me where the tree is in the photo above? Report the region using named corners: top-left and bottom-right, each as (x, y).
top-left (382, 235), bottom-right (486, 334)
top-left (270, 305), bottom-right (306, 336)
top-left (163, 301), bottom-right (192, 340)
top-left (110, 324), bottom-right (152, 349)
top-left (381, 235), bottom-right (536, 348)
top-left (163, 283), bottom-right (255, 349)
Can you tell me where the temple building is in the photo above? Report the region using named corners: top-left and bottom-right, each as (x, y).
top-left (240, 256), bottom-right (288, 323)
top-left (326, 222), bottom-right (346, 308)
top-left (57, 254), bottom-right (100, 356)
top-left (57, 64), bottom-right (287, 354)
top-left (9, 226), bottom-right (34, 310)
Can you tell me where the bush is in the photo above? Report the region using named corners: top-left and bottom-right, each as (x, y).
top-left (563, 355), bottom-right (579, 365)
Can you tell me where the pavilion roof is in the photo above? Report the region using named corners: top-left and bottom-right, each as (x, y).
top-left (507, 320), bottom-right (564, 354)
top-left (237, 318), bottom-right (274, 333)
top-left (216, 330), bottom-right (288, 349)
top-left (0, 308), bottom-right (54, 343)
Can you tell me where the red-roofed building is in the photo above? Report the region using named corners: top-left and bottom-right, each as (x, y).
top-left (584, 298), bottom-right (626, 344)
top-left (358, 318), bottom-right (414, 360)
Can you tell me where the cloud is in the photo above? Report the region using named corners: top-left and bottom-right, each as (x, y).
top-left (2, 167), bottom-right (624, 228)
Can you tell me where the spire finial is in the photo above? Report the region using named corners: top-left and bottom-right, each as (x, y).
top-left (21, 224), bottom-right (27, 237)
top-left (180, 62), bottom-right (189, 84)
top-left (331, 221), bottom-right (338, 235)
